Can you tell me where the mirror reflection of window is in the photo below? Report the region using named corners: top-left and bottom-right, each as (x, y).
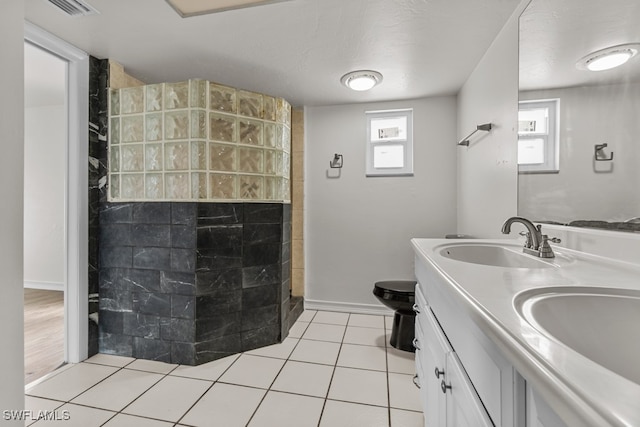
top-left (517, 99), bottom-right (559, 173)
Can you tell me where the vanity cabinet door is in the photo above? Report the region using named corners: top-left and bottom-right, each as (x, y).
top-left (416, 295), bottom-right (451, 427)
top-left (444, 351), bottom-right (494, 427)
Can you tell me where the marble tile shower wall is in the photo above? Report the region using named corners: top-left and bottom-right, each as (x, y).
top-left (98, 202), bottom-right (291, 365)
top-left (108, 79), bottom-right (292, 202)
top-left (87, 56), bottom-right (110, 357)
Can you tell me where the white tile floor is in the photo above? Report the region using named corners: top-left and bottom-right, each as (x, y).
top-left (25, 310), bottom-right (423, 427)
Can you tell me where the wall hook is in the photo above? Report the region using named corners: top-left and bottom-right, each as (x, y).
top-left (458, 123), bottom-right (492, 146)
top-left (594, 143), bottom-right (614, 161)
top-left (330, 153), bottom-right (343, 168)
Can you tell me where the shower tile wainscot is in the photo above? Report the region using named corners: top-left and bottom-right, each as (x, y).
top-left (98, 201), bottom-right (293, 365)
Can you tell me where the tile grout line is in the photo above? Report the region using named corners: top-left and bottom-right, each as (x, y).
top-left (315, 312), bottom-right (351, 427)
top-left (173, 353), bottom-right (245, 426)
top-left (385, 316), bottom-right (392, 427)
top-left (244, 311), bottom-right (315, 426)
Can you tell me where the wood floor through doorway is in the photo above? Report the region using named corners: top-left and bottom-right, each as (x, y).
top-left (24, 288), bottom-right (64, 385)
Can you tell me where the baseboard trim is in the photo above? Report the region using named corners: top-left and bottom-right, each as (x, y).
top-left (24, 281), bottom-right (64, 291)
top-left (304, 299), bottom-right (394, 316)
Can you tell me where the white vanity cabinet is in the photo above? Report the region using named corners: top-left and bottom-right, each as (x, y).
top-left (414, 285), bottom-right (493, 427)
top-left (413, 256), bottom-right (525, 427)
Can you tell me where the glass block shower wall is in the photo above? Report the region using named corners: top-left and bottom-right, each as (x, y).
top-left (108, 80), bottom-right (291, 202)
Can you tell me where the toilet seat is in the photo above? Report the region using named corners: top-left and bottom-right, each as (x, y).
top-left (373, 280), bottom-right (416, 304)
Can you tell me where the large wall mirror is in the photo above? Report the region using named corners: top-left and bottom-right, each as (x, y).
top-left (518, 0), bottom-right (640, 231)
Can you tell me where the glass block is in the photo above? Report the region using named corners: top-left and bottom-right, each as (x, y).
top-left (238, 90), bottom-right (263, 118)
top-left (122, 115), bottom-right (144, 143)
top-left (121, 87), bottom-right (144, 114)
top-left (238, 147), bottom-right (264, 173)
top-left (190, 79), bottom-right (207, 109)
top-left (191, 110), bottom-right (206, 139)
top-left (209, 143), bottom-right (237, 171)
top-left (121, 144), bottom-right (144, 172)
top-left (209, 83), bottom-right (236, 113)
top-left (209, 113), bottom-right (236, 143)
top-left (239, 119), bottom-right (263, 146)
top-left (275, 124), bottom-right (284, 150)
top-left (191, 141), bottom-right (206, 170)
top-left (165, 81), bottom-right (189, 110)
top-left (276, 151), bottom-right (284, 176)
top-left (165, 110), bottom-right (190, 140)
top-left (264, 123), bottom-right (276, 148)
top-left (209, 173), bottom-right (237, 199)
top-left (109, 174), bottom-right (120, 200)
top-left (121, 174), bottom-right (144, 199)
top-left (276, 97), bottom-right (291, 125)
top-left (264, 149), bottom-right (277, 175)
top-left (165, 142), bottom-right (190, 170)
top-left (110, 118), bottom-right (121, 144)
top-left (264, 176), bottom-right (280, 200)
top-left (109, 147), bottom-right (120, 172)
top-left (145, 174), bottom-right (164, 199)
top-left (282, 152), bottom-right (291, 179)
top-left (109, 89), bottom-right (120, 116)
top-left (239, 175), bottom-right (264, 200)
top-left (282, 178), bottom-right (291, 201)
top-left (145, 144), bottom-right (163, 171)
top-left (165, 173), bottom-right (190, 199)
top-left (263, 96), bottom-right (276, 122)
top-left (191, 172), bottom-right (207, 199)
top-left (145, 113), bottom-right (163, 142)
top-left (281, 125), bottom-right (291, 152)
top-left (146, 84), bottom-right (163, 112)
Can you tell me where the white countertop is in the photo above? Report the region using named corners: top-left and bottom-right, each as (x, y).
top-left (411, 238), bottom-right (640, 427)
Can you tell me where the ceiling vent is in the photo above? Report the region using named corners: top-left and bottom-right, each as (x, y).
top-left (47, 0), bottom-right (99, 16)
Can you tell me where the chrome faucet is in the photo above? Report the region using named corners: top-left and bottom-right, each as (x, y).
top-left (501, 217), bottom-right (560, 258)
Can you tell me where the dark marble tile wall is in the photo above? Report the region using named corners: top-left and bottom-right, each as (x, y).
top-left (98, 202), bottom-right (290, 365)
top-left (88, 56), bottom-right (109, 357)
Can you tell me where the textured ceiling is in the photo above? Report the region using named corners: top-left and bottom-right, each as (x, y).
top-left (520, 0), bottom-right (640, 91)
top-left (24, 0), bottom-right (521, 107)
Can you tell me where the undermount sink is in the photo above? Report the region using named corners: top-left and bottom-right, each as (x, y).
top-left (438, 243), bottom-right (558, 268)
top-left (515, 287), bottom-right (640, 386)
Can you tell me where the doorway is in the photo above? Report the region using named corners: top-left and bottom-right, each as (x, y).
top-left (24, 23), bottom-right (90, 378)
top-left (23, 40), bottom-right (67, 383)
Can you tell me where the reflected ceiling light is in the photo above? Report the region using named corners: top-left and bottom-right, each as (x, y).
top-left (340, 70), bottom-right (383, 91)
top-left (576, 43), bottom-right (640, 71)
top-left (166, 0), bottom-right (292, 17)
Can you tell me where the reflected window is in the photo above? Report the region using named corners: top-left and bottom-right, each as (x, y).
top-left (518, 99), bottom-right (559, 173)
top-left (366, 109), bottom-right (413, 176)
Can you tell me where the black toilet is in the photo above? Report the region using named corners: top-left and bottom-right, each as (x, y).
top-left (373, 280), bottom-right (417, 352)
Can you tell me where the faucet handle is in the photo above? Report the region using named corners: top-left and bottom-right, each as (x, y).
top-left (538, 235), bottom-right (559, 258)
top-left (549, 237), bottom-right (562, 244)
top-left (519, 231), bottom-right (534, 249)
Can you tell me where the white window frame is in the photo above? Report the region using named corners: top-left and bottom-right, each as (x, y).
top-left (518, 99), bottom-right (560, 174)
top-left (365, 109), bottom-right (414, 177)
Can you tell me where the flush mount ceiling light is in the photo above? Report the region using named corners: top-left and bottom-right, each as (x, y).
top-left (341, 70), bottom-right (383, 91)
top-left (576, 43), bottom-right (640, 71)
top-left (166, 0), bottom-right (292, 17)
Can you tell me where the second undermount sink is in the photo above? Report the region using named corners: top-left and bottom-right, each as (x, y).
top-left (515, 287), bottom-right (640, 386)
top-left (438, 243), bottom-right (559, 268)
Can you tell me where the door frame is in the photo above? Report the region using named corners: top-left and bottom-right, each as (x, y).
top-left (24, 22), bottom-right (89, 363)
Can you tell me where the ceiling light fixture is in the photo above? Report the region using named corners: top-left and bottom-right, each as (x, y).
top-left (166, 0), bottom-right (292, 17)
top-left (341, 70), bottom-right (383, 91)
top-left (576, 43), bottom-right (640, 72)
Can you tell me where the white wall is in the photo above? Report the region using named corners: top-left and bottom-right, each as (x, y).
top-left (305, 97), bottom-right (457, 310)
top-left (24, 105), bottom-right (66, 288)
top-left (456, 1), bottom-right (530, 238)
top-left (0, 0), bottom-right (25, 419)
top-left (519, 82), bottom-right (640, 223)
